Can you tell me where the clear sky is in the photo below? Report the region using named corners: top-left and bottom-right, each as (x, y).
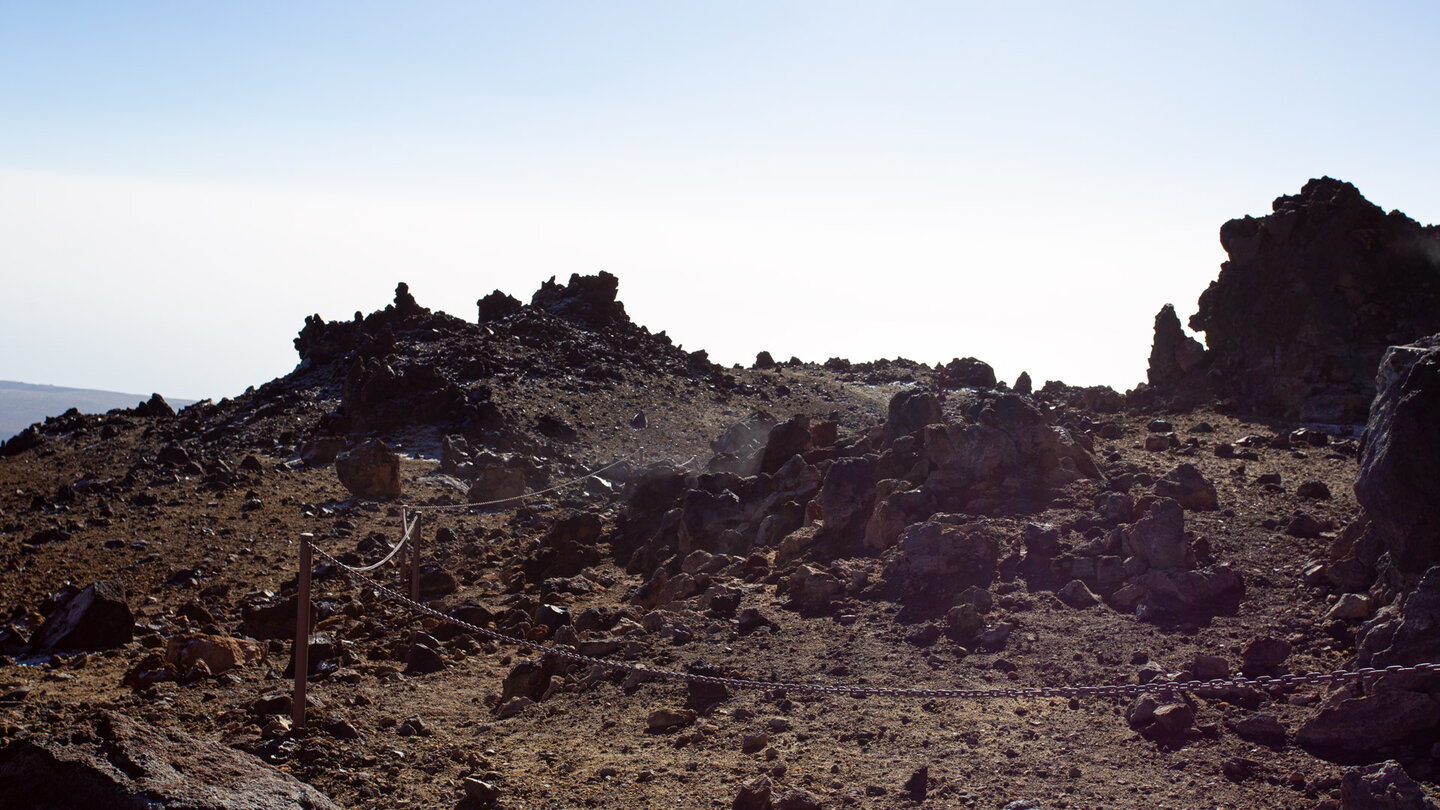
top-left (2, 2), bottom-right (1437, 401)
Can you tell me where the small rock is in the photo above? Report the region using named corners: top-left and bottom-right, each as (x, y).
top-left (1231, 712), bottom-right (1286, 745)
top-left (1297, 480), bottom-right (1332, 499)
top-left (463, 776), bottom-right (500, 806)
top-left (1057, 579), bottom-right (1101, 609)
top-left (1339, 760), bottom-right (1432, 810)
top-left (1241, 636), bottom-right (1291, 677)
top-left (1285, 512), bottom-right (1327, 539)
top-left (493, 697), bottom-right (534, 720)
top-left (1326, 593), bottom-right (1374, 621)
top-left (903, 765), bottom-right (928, 802)
top-left (647, 707), bottom-right (697, 732)
top-left (732, 775), bottom-right (773, 810)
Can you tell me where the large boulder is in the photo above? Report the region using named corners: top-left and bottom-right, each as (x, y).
top-left (0, 710), bottom-right (342, 809)
top-left (335, 439), bottom-right (401, 499)
top-left (1121, 498), bottom-right (1194, 570)
top-left (883, 389), bottom-right (942, 447)
top-left (1352, 336), bottom-right (1440, 576)
top-left (882, 519), bottom-right (1002, 612)
top-left (935, 357), bottom-right (996, 389)
top-left (31, 581), bottom-right (134, 652)
top-left (1179, 178), bottom-right (1440, 423)
top-left (921, 394), bottom-right (1104, 515)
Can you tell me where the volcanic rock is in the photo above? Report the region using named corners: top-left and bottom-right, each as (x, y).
top-left (477, 289), bottom-right (523, 322)
top-left (1351, 336), bottom-right (1440, 577)
top-left (1182, 178), bottom-right (1440, 423)
top-left (335, 438), bottom-right (401, 498)
top-left (936, 357), bottom-right (996, 389)
top-left (31, 580), bottom-right (134, 652)
top-left (1121, 499), bottom-right (1194, 571)
top-left (0, 709), bottom-right (342, 809)
top-left (882, 519), bottom-right (1001, 613)
top-left (1153, 463), bottom-right (1219, 511)
top-left (1146, 303), bottom-right (1208, 394)
top-left (531, 271), bottom-right (628, 329)
top-left (920, 394), bottom-right (1103, 515)
top-left (164, 634), bottom-right (263, 676)
top-left (883, 389), bottom-right (942, 448)
top-left (1338, 760), bottom-right (1436, 810)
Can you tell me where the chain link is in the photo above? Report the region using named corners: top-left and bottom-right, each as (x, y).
top-left (307, 541), bottom-right (1439, 702)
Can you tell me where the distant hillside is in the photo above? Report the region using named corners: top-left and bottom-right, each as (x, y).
top-left (0, 381), bottom-right (197, 439)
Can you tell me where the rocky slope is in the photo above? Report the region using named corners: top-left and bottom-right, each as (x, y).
top-left (2, 201), bottom-right (1439, 810)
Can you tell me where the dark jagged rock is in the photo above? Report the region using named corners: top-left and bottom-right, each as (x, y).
top-left (935, 357), bottom-right (996, 389)
top-left (334, 439), bottom-right (401, 499)
top-left (1146, 304), bottom-right (1208, 405)
top-left (1351, 336), bottom-right (1440, 578)
top-left (530, 271), bottom-right (628, 329)
top-left (477, 289), bottom-right (523, 322)
top-left (133, 393), bottom-right (175, 419)
top-left (31, 580), bottom-right (134, 652)
top-left (1179, 178), bottom-right (1440, 423)
top-left (0, 710), bottom-right (342, 810)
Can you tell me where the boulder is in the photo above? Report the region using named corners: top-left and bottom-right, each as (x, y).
top-left (813, 456), bottom-right (879, 556)
top-left (1297, 686), bottom-right (1440, 754)
top-left (882, 519), bottom-right (1002, 612)
top-left (334, 439), bottom-right (401, 499)
top-left (1339, 760), bottom-right (1436, 810)
top-left (921, 394), bottom-right (1104, 515)
top-left (936, 357), bottom-right (997, 389)
top-left (298, 435), bottom-right (348, 467)
top-left (883, 389), bottom-right (942, 447)
top-left (758, 415), bottom-right (812, 475)
top-left (1153, 463), bottom-right (1219, 511)
top-left (469, 464), bottom-right (527, 504)
top-left (1352, 336), bottom-right (1440, 576)
top-left (31, 581), bottom-right (134, 651)
top-left (1127, 564), bottom-right (1243, 619)
top-left (476, 289), bottom-right (523, 322)
top-left (164, 634), bottom-right (263, 676)
top-left (0, 710), bottom-right (342, 809)
top-left (1121, 499), bottom-right (1194, 570)
top-left (1182, 178), bottom-right (1440, 423)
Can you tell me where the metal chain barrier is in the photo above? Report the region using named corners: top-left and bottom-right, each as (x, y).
top-left (305, 540), bottom-right (1440, 702)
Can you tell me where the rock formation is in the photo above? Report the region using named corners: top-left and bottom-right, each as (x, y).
top-left (0, 710), bottom-right (341, 809)
top-left (1147, 178), bottom-right (1440, 422)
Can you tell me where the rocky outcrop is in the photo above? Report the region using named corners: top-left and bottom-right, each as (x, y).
top-left (1151, 178), bottom-right (1440, 422)
top-left (1145, 304), bottom-right (1208, 405)
top-left (530, 271), bottom-right (629, 329)
top-left (1351, 336), bottom-right (1440, 578)
top-left (0, 710), bottom-right (341, 809)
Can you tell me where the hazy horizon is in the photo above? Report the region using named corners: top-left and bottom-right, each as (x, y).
top-left (4, 2), bottom-right (1437, 401)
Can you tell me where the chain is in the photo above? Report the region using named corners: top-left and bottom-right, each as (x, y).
top-left (306, 541), bottom-right (1440, 701)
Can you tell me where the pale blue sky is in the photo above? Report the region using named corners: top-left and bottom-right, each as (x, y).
top-left (2, 2), bottom-right (1437, 400)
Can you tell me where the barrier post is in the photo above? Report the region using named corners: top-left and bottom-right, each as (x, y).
top-left (293, 533), bottom-right (313, 729)
top-left (410, 513), bottom-right (422, 603)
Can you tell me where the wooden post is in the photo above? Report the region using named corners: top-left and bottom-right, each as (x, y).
top-left (409, 513), bottom-right (422, 603)
top-left (293, 533), bottom-right (313, 729)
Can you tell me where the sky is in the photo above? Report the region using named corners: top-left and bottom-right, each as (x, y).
top-left (2, 2), bottom-right (1438, 402)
